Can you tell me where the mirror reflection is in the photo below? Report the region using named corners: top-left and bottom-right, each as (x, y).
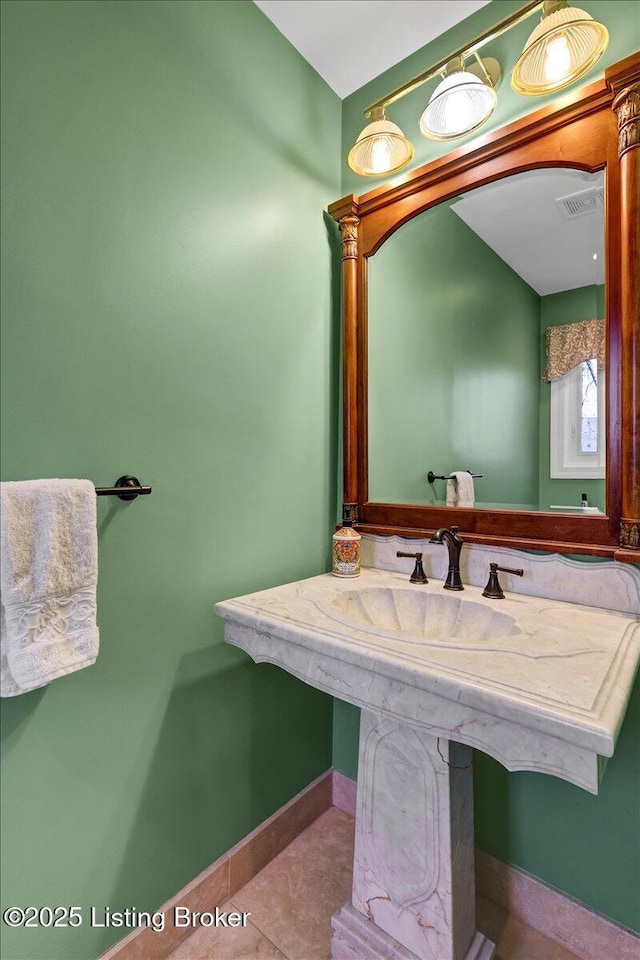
top-left (368, 166), bottom-right (606, 514)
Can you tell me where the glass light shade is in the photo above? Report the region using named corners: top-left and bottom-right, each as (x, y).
top-left (347, 110), bottom-right (414, 177)
top-left (511, 4), bottom-right (609, 96)
top-left (419, 70), bottom-right (497, 141)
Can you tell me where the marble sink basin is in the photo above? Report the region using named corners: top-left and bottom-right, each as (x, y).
top-left (216, 567), bottom-right (640, 795)
top-left (325, 586), bottom-right (519, 645)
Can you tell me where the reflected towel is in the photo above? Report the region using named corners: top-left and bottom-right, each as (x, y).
top-left (1, 479), bottom-right (99, 697)
top-left (446, 471), bottom-right (475, 508)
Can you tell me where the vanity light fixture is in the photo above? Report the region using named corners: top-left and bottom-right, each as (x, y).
top-left (347, 106), bottom-right (414, 177)
top-left (346, 0), bottom-right (609, 177)
top-left (511, 1), bottom-right (609, 96)
top-left (419, 55), bottom-right (500, 141)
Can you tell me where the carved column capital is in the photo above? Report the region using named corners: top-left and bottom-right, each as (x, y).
top-left (612, 82), bottom-right (640, 158)
top-left (339, 215), bottom-right (360, 260)
top-left (342, 503), bottom-right (358, 525)
top-left (620, 520), bottom-right (640, 550)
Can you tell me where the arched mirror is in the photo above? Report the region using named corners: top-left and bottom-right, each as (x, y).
top-left (330, 54), bottom-right (639, 561)
top-left (368, 165), bottom-right (606, 515)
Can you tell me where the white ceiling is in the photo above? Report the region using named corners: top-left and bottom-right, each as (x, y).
top-left (253, 0), bottom-right (491, 98)
top-left (451, 169), bottom-right (605, 296)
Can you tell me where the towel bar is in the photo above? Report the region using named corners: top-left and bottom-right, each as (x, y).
top-left (95, 476), bottom-right (152, 501)
top-left (427, 470), bottom-right (483, 484)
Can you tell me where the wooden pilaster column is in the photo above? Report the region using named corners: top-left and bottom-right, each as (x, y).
top-left (612, 77), bottom-right (640, 551)
top-left (339, 215), bottom-right (360, 523)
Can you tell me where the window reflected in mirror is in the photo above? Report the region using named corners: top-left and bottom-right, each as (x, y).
top-left (367, 165), bottom-right (606, 515)
top-left (581, 361), bottom-right (599, 455)
top-left (550, 358), bottom-right (605, 484)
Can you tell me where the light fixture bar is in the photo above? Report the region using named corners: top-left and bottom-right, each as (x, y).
top-left (363, 0), bottom-right (543, 120)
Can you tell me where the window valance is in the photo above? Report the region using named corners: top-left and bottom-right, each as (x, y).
top-left (542, 318), bottom-right (605, 382)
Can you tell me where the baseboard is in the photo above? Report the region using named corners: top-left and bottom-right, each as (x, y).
top-left (98, 768), bottom-right (333, 960)
top-left (475, 848), bottom-right (640, 960)
top-left (332, 768), bottom-right (357, 817)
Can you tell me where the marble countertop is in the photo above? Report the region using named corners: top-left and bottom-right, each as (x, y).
top-left (215, 568), bottom-right (640, 792)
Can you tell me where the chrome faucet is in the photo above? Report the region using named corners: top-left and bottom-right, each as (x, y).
top-left (429, 526), bottom-right (464, 590)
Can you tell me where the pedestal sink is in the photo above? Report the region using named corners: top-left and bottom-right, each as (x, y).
top-left (215, 568), bottom-right (640, 960)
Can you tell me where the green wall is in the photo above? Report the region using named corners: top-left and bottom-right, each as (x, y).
top-left (368, 202), bottom-right (540, 507)
top-left (0, 2), bottom-right (341, 958)
top-left (336, 0), bottom-right (640, 933)
top-left (539, 285), bottom-right (606, 512)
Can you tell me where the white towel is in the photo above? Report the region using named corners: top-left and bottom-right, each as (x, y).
top-left (1, 479), bottom-right (99, 697)
top-left (446, 471), bottom-right (475, 508)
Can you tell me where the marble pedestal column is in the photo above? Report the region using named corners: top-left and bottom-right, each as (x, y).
top-left (331, 711), bottom-right (495, 960)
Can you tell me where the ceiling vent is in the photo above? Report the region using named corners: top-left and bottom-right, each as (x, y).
top-left (575, 170), bottom-right (602, 182)
top-left (555, 186), bottom-right (604, 220)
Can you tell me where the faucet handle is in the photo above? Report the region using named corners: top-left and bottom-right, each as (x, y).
top-left (482, 562), bottom-right (524, 599)
top-left (396, 551), bottom-right (428, 584)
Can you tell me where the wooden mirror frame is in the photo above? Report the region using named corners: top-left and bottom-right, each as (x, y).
top-left (329, 53), bottom-right (640, 563)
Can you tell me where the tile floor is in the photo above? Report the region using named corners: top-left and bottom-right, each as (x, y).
top-left (167, 808), bottom-right (582, 960)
